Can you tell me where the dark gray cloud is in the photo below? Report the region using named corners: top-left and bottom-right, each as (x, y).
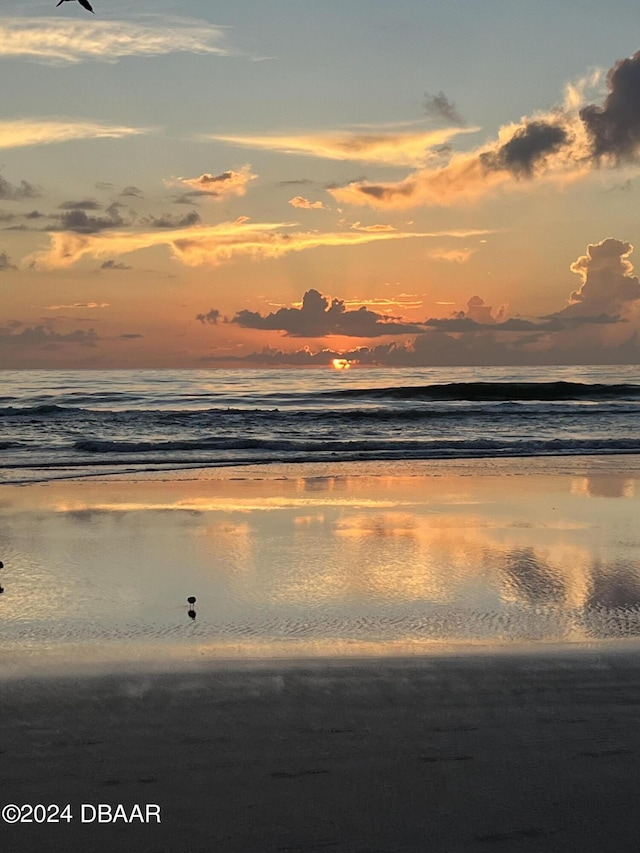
top-left (0, 173), bottom-right (39, 201)
top-left (221, 275), bottom-right (626, 348)
top-left (101, 259), bottom-right (133, 271)
top-left (0, 211), bottom-right (15, 224)
top-left (424, 91), bottom-right (465, 126)
top-left (144, 210), bottom-right (200, 229)
top-left (0, 325), bottom-right (98, 348)
top-left (120, 333), bottom-right (143, 339)
top-left (0, 250), bottom-right (17, 271)
top-left (196, 308), bottom-right (221, 325)
top-left (213, 328), bottom-right (640, 367)
top-left (231, 289), bottom-right (424, 337)
top-left (424, 313), bottom-right (620, 333)
top-left (277, 178), bottom-right (316, 187)
top-left (172, 193), bottom-right (202, 205)
top-left (59, 199), bottom-right (102, 211)
top-left (424, 294), bottom-right (619, 333)
top-left (581, 50), bottom-right (640, 161)
top-left (200, 345), bottom-right (345, 366)
top-left (95, 183), bottom-right (143, 198)
top-left (481, 120), bottom-right (570, 177)
top-left (359, 182), bottom-right (415, 201)
top-left (57, 202), bottom-right (127, 234)
top-left (25, 210), bottom-right (45, 219)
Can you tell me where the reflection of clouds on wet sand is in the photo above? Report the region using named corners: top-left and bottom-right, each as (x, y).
top-left (572, 475), bottom-right (635, 498)
top-left (500, 547), bottom-right (566, 606)
top-left (2, 462), bottom-right (640, 664)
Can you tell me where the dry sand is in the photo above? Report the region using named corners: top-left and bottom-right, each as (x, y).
top-left (3, 650), bottom-right (640, 852)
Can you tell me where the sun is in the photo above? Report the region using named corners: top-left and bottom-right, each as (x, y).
top-left (331, 358), bottom-right (351, 370)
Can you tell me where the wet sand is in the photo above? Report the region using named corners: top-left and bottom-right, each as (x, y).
top-left (3, 457), bottom-right (640, 670)
top-left (3, 651), bottom-right (640, 852)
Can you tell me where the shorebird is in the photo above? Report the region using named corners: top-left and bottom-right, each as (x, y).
top-left (56, 0), bottom-right (95, 13)
top-left (187, 596), bottom-right (196, 606)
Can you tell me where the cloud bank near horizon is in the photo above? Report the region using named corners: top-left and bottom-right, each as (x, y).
top-left (197, 238), bottom-right (640, 365)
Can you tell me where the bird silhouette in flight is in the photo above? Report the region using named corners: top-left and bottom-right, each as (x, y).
top-left (56, 0), bottom-right (95, 13)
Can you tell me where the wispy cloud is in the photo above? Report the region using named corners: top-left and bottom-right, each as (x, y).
top-left (427, 247), bottom-right (477, 263)
top-left (0, 119), bottom-right (150, 150)
top-left (208, 126), bottom-right (478, 167)
top-left (44, 302), bottom-right (109, 310)
top-left (0, 171), bottom-right (39, 199)
top-left (0, 17), bottom-right (231, 65)
top-left (27, 220), bottom-right (488, 270)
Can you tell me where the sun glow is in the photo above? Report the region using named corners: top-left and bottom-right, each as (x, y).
top-left (332, 358), bottom-right (351, 370)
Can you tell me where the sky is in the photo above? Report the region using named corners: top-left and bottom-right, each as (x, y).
top-left (3, 0), bottom-right (640, 367)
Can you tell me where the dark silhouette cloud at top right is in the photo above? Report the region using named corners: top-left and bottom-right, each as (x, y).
top-left (581, 50), bottom-right (640, 161)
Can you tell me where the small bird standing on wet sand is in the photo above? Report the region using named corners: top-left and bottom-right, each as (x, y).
top-left (56, 0), bottom-right (95, 13)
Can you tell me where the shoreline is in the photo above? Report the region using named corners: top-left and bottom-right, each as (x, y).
top-left (5, 450), bottom-right (640, 489)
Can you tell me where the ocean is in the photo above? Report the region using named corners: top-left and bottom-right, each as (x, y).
top-left (1, 364), bottom-right (639, 485)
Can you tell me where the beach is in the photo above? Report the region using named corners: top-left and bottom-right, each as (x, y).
top-left (2, 458), bottom-right (640, 850)
top-left (4, 653), bottom-right (640, 852)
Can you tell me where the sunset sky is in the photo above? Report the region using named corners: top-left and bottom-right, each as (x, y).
top-left (3, 0), bottom-right (640, 367)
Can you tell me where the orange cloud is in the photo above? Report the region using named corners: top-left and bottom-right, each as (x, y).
top-left (208, 126), bottom-right (479, 167)
top-left (350, 221), bottom-right (396, 232)
top-left (170, 166), bottom-right (257, 198)
top-left (27, 220), bottom-right (470, 270)
top-left (289, 196), bottom-right (327, 210)
top-left (330, 137), bottom-right (592, 209)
